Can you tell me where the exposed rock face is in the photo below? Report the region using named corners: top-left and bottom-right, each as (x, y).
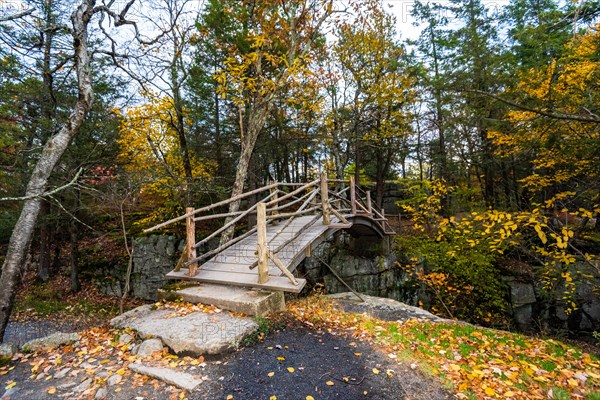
top-left (98, 235), bottom-right (180, 300)
top-left (111, 305), bottom-right (258, 356)
top-left (131, 236), bottom-right (179, 300)
top-left (506, 280), bottom-right (537, 331)
top-left (303, 235), bottom-right (415, 304)
top-left (303, 232), bottom-right (600, 336)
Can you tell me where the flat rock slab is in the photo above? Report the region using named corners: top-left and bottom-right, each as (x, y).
top-left (129, 363), bottom-right (203, 391)
top-left (111, 305), bottom-right (258, 356)
top-left (327, 292), bottom-right (451, 323)
top-left (21, 332), bottom-right (81, 352)
top-left (164, 284), bottom-right (285, 317)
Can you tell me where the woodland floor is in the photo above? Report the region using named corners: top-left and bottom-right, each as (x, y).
top-left (1, 316), bottom-right (452, 400)
top-left (1, 276), bottom-right (599, 400)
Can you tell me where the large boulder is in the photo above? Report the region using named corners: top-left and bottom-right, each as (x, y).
top-left (327, 292), bottom-right (451, 323)
top-left (111, 305), bottom-right (258, 356)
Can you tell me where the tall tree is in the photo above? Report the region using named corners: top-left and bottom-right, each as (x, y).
top-left (0, 0), bottom-right (97, 341)
top-left (333, 2), bottom-right (415, 204)
top-left (213, 0), bottom-right (339, 244)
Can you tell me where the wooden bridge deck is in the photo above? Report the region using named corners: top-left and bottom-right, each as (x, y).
top-left (166, 215), bottom-right (348, 293)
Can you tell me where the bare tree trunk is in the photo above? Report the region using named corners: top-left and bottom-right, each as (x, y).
top-left (0, 0), bottom-right (95, 342)
top-left (38, 200), bottom-right (51, 282)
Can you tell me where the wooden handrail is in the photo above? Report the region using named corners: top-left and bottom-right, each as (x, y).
top-left (144, 182), bottom-right (279, 233)
top-left (264, 179), bottom-right (319, 207)
top-left (194, 191), bottom-right (278, 249)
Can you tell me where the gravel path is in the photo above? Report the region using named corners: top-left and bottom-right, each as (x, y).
top-left (3, 319), bottom-right (95, 347)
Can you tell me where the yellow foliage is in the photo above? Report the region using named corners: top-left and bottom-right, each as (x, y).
top-left (117, 93), bottom-right (214, 227)
top-left (490, 26), bottom-right (600, 195)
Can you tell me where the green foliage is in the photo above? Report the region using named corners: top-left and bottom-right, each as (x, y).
top-left (396, 234), bottom-right (507, 325)
top-left (241, 317), bottom-right (283, 347)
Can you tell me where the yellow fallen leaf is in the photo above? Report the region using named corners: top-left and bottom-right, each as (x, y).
top-left (277, 357), bottom-right (285, 361)
top-left (567, 378), bottom-right (579, 387)
top-left (342, 377), bottom-right (349, 382)
top-left (364, 391), bottom-right (368, 395)
top-left (306, 396), bottom-right (315, 400)
top-left (117, 368), bottom-right (126, 375)
top-left (45, 376), bottom-right (52, 381)
top-left (268, 372), bottom-right (275, 377)
top-left (48, 387), bottom-right (57, 394)
top-left (354, 353), bottom-right (362, 356)
top-left (5, 382), bottom-right (16, 390)
top-left (287, 367), bottom-right (295, 373)
top-left (179, 391), bottom-right (186, 399)
top-left (386, 370), bottom-right (394, 378)
top-left (115, 388), bottom-right (121, 392)
top-left (270, 396), bottom-right (277, 400)
top-left (226, 396), bottom-right (233, 400)
top-left (372, 368), bottom-right (380, 375)
top-left (326, 380), bottom-right (334, 386)
top-left (504, 391), bottom-right (515, 397)
top-left (484, 387), bottom-right (495, 396)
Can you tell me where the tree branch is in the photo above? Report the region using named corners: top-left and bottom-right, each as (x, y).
top-left (466, 90), bottom-right (600, 124)
top-left (0, 9), bottom-right (34, 23)
top-left (0, 168), bottom-right (83, 202)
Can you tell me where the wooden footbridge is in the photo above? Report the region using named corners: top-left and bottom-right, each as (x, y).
top-left (144, 173), bottom-right (394, 294)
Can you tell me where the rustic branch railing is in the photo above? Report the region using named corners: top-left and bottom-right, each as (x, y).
top-left (144, 175), bottom-right (393, 286)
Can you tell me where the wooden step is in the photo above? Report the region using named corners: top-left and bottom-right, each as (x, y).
top-left (166, 269), bottom-right (306, 293)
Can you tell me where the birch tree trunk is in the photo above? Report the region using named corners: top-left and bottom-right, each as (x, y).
top-left (0, 0), bottom-right (95, 342)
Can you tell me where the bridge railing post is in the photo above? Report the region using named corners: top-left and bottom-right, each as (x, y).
top-left (256, 203), bottom-right (269, 284)
top-left (320, 172), bottom-right (331, 225)
top-left (269, 180), bottom-right (279, 221)
top-left (366, 190), bottom-right (372, 214)
top-left (186, 207), bottom-right (198, 276)
top-left (349, 176), bottom-right (357, 214)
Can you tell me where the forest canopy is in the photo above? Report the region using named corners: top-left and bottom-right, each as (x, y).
top-left (0, 0), bottom-right (599, 330)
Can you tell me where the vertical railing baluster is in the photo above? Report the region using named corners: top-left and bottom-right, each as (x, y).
top-left (349, 176), bottom-right (357, 215)
top-left (186, 207), bottom-right (198, 276)
top-left (257, 203), bottom-right (269, 284)
top-left (320, 172), bottom-right (331, 225)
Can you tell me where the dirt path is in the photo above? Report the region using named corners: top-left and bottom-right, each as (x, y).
top-left (1, 320), bottom-right (451, 400)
